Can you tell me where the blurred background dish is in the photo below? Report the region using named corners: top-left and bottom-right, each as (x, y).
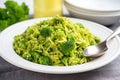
top-left (64, 0), bottom-right (120, 12)
top-left (64, 0), bottom-right (120, 25)
top-left (34, 0), bottom-right (62, 18)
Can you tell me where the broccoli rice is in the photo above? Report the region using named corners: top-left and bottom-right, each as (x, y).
top-left (13, 16), bottom-right (101, 66)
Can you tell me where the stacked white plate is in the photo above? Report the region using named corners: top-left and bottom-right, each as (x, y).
top-left (64, 0), bottom-right (120, 25)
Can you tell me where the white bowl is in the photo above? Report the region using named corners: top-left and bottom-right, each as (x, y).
top-left (64, 1), bottom-right (120, 15)
top-left (66, 6), bottom-right (120, 25)
top-left (0, 18), bottom-right (120, 74)
top-left (64, 0), bottom-right (120, 25)
top-left (65, 0), bottom-right (120, 12)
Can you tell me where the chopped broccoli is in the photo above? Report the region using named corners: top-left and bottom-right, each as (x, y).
top-left (30, 51), bottom-right (40, 63)
top-left (0, 0), bottom-right (29, 31)
top-left (61, 40), bottom-right (75, 56)
top-left (67, 34), bottom-right (75, 42)
top-left (22, 52), bottom-right (32, 61)
top-left (76, 23), bottom-right (85, 28)
top-left (54, 30), bottom-right (65, 40)
top-left (61, 57), bottom-right (69, 66)
top-left (52, 16), bottom-right (64, 25)
top-left (94, 36), bottom-right (101, 43)
top-left (40, 27), bottom-right (53, 38)
top-left (38, 55), bottom-right (51, 65)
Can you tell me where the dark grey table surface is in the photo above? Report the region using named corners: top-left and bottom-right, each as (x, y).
top-left (0, 19), bottom-right (120, 80)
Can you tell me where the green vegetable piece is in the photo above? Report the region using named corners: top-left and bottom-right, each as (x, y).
top-left (0, 8), bottom-right (8, 20)
top-left (52, 16), bottom-right (64, 25)
top-left (94, 36), bottom-right (101, 43)
top-left (76, 23), bottom-right (85, 28)
top-left (62, 57), bottom-right (69, 66)
top-left (31, 51), bottom-right (40, 63)
top-left (54, 30), bottom-right (65, 40)
top-left (67, 34), bottom-right (75, 42)
top-left (0, 0), bottom-right (29, 31)
top-left (61, 40), bottom-right (75, 56)
top-left (40, 27), bottom-right (53, 38)
top-left (22, 53), bottom-right (32, 61)
top-left (0, 20), bottom-right (8, 31)
top-left (21, 2), bottom-right (29, 15)
top-left (39, 56), bottom-right (51, 65)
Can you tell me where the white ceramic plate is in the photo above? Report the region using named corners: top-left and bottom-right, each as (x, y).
top-left (65, 0), bottom-right (120, 12)
top-left (0, 18), bottom-right (120, 74)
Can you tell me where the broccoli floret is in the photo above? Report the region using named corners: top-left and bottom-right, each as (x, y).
top-left (94, 36), bottom-right (101, 44)
top-left (61, 57), bottom-right (69, 66)
top-left (61, 40), bottom-right (75, 56)
top-left (52, 16), bottom-right (65, 25)
top-left (40, 27), bottom-right (53, 38)
top-left (54, 30), bottom-right (65, 40)
top-left (38, 56), bottom-right (51, 65)
top-left (22, 53), bottom-right (32, 61)
top-left (30, 51), bottom-right (40, 63)
top-left (0, 0), bottom-right (29, 31)
top-left (76, 23), bottom-right (85, 28)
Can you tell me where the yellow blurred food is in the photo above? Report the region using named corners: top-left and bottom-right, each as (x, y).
top-left (34, 0), bottom-right (62, 18)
